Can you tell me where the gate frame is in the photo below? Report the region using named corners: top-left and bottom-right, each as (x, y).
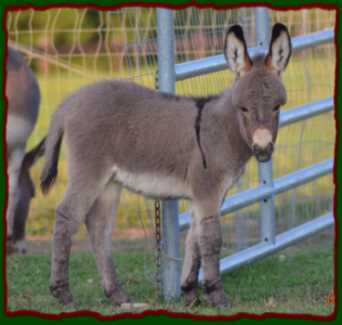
top-left (156, 7), bottom-right (334, 300)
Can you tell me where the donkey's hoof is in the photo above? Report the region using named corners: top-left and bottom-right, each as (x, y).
top-left (56, 292), bottom-right (74, 306)
top-left (14, 240), bottom-right (27, 255)
top-left (107, 287), bottom-right (131, 306)
top-left (183, 288), bottom-right (200, 308)
top-left (50, 284), bottom-right (73, 305)
top-left (6, 242), bottom-right (15, 255)
top-left (204, 286), bottom-right (230, 308)
top-left (6, 240), bottom-right (16, 255)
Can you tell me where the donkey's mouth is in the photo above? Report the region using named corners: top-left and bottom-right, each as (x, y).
top-left (255, 153), bottom-right (272, 163)
top-left (252, 142), bottom-right (274, 163)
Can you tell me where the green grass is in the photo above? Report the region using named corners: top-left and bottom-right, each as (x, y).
top-left (6, 237), bottom-right (334, 316)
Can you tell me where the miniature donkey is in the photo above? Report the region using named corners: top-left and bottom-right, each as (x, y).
top-left (41, 24), bottom-right (291, 308)
top-left (6, 47), bottom-right (44, 254)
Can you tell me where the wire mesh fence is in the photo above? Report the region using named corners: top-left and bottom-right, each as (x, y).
top-left (6, 7), bottom-right (335, 267)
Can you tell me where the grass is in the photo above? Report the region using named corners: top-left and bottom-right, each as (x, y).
top-left (6, 235), bottom-right (334, 316)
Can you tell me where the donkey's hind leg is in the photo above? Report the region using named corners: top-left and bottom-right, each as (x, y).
top-left (50, 186), bottom-right (103, 305)
top-left (6, 147), bottom-right (25, 246)
top-left (181, 214), bottom-right (201, 307)
top-left (85, 183), bottom-right (130, 306)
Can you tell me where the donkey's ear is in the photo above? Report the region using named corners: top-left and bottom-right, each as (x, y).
top-left (265, 23), bottom-right (292, 73)
top-left (224, 25), bottom-right (252, 76)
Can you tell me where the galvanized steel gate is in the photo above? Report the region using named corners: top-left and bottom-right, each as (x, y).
top-left (156, 7), bottom-right (335, 300)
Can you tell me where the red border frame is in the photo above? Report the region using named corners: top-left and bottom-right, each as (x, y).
top-left (2, 1), bottom-right (339, 321)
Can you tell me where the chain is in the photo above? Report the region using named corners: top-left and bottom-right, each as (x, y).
top-left (153, 68), bottom-right (162, 300)
top-left (154, 199), bottom-right (162, 300)
top-left (153, 69), bottom-right (164, 300)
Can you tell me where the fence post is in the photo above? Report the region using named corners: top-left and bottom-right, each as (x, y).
top-left (156, 8), bottom-right (182, 300)
top-left (255, 8), bottom-right (276, 245)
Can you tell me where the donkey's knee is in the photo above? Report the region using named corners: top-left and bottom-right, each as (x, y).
top-left (198, 216), bottom-right (222, 284)
top-left (55, 200), bottom-right (84, 237)
top-left (50, 202), bottom-right (81, 273)
top-left (198, 215), bottom-right (222, 257)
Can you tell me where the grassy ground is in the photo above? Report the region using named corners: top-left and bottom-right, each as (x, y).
top-left (6, 234), bottom-right (334, 317)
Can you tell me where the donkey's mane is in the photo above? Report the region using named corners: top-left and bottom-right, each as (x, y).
top-left (159, 91), bottom-right (219, 107)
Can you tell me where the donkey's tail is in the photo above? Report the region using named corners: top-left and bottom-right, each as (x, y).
top-left (40, 110), bottom-right (64, 195)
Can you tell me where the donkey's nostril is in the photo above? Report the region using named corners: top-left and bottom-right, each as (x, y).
top-left (252, 143), bottom-right (259, 153)
top-left (267, 142), bottom-right (274, 153)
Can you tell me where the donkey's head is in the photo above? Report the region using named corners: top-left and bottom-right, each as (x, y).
top-left (224, 23), bottom-right (292, 162)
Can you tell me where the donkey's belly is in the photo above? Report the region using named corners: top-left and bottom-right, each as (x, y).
top-left (112, 165), bottom-right (190, 199)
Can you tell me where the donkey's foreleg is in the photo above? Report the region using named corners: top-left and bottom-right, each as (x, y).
top-left (181, 214), bottom-right (201, 307)
top-left (85, 184), bottom-right (130, 306)
top-left (193, 199), bottom-right (228, 308)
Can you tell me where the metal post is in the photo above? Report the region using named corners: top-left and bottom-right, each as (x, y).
top-left (255, 8), bottom-right (271, 47)
top-left (235, 179), bottom-right (248, 250)
top-left (255, 8), bottom-right (276, 244)
top-left (156, 8), bottom-right (181, 300)
top-left (258, 160), bottom-right (276, 244)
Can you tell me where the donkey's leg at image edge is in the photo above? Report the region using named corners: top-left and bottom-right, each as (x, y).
top-left (50, 187), bottom-right (98, 305)
top-left (193, 199), bottom-right (228, 308)
top-left (6, 148), bottom-right (25, 243)
top-left (85, 183), bottom-right (130, 305)
top-left (181, 214), bottom-right (201, 307)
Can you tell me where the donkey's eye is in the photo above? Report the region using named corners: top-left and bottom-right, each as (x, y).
top-left (273, 105), bottom-right (280, 112)
top-left (240, 107), bottom-right (249, 113)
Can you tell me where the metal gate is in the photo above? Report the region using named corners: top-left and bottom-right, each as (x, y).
top-left (156, 7), bottom-right (335, 300)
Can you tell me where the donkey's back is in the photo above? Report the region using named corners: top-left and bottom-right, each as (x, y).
top-left (42, 79), bottom-right (211, 198)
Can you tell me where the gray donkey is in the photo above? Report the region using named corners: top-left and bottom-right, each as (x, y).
top-left (6, 47), bottom-right (44, 254)
top-left (41, 24), bottom-right (291, 308)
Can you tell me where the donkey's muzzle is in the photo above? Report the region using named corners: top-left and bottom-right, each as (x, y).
top-left (252, 142), bottom-right (274, 162)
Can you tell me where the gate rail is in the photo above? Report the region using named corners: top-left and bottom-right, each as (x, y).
top-left (180, 159), bottom-right (333, 230)
top-left (200, 212), bottom-right (334, 279)
top-left (175, 28), bottom-right (334, 81)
